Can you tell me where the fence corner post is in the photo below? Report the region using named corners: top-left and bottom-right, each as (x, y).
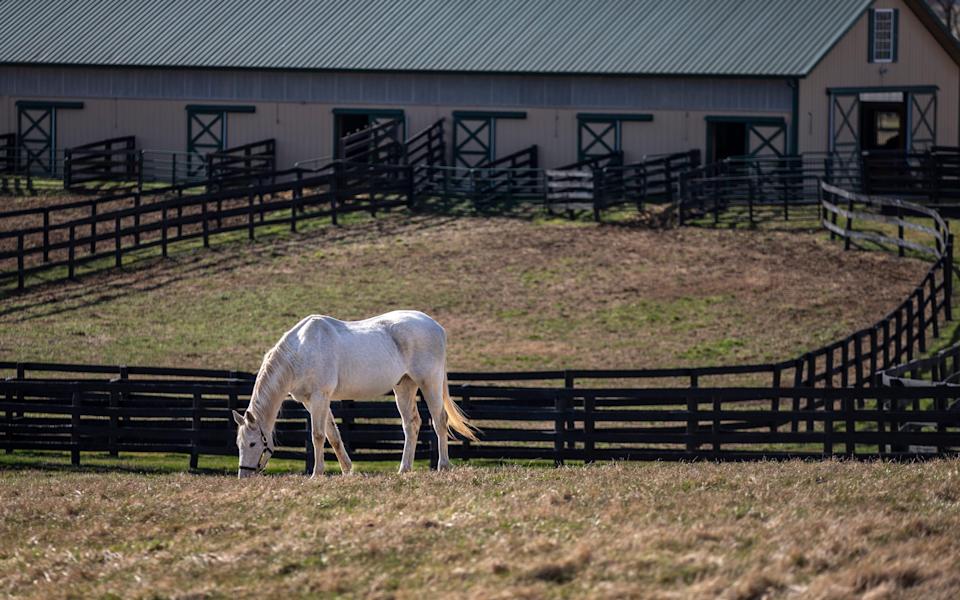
top-left (946, 234), bottom-right (954, 322)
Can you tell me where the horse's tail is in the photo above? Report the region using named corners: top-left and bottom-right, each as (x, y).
top-left (441, 372), bottom-right (479, 442)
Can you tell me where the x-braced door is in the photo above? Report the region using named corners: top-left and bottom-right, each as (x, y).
top-left (187, 109), bottom-right (227, 176)
top-left (830, 94), bottom-right (861, 159)
top-left (18, 105), bottom-right (55, 175)
top-left (578, 118), bottom-right (618, 161)
top-left (746, 122), bottom-right (786, 157)
top-left (453, 116), bottom-right (494, 167)
top-left (908, 91), bottom-right (936, 152)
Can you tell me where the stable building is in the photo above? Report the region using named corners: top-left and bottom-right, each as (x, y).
top-left (0, 0), bottom-right (958, 173)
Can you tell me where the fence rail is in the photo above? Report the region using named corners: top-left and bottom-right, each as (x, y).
top-left (205, 139), bottom-right (276, 185)
top-left (679, 148), bottom-right (960, 225)
top-left (63, 136), bottom-right (138, 190)
top-left (0, 161), bottom-right (412, 290)
top-left (2, 380), bottom-right (957, 470)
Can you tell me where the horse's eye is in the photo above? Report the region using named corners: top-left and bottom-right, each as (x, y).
top-left (249, 442), bottom-right (256, 448)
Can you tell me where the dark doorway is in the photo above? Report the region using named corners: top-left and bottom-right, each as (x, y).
top-left (709, 122), bottom-right (748, 162)
top-left (859, 101), bottom-right (906, 152)
top-left (335, 113), bottom-right (372, 160)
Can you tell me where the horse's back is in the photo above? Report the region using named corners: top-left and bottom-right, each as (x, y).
top-left (287, 311), bottom-right (446, 398)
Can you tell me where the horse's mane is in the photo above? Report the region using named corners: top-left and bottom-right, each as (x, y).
top-left (248, 341), bottom-right (294, 433)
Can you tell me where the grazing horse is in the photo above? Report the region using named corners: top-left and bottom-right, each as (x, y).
top-left (232, 310), bottom-right (477, 477)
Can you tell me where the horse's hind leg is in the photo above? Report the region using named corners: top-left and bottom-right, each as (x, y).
top-left (394, 375), bottom-right (421, 473)
top-left (421, 374), bottom-right (450, 471)
top-left (325, 408), bottom-right (353, 475)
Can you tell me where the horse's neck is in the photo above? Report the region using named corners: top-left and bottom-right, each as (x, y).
top-left (249, 347), bottom-right (292, 433)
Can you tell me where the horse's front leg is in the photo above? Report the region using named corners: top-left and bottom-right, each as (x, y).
top-left (307, 393), bottom-right (331, 478)
top-left (325, 408), bottom-right (353, 475)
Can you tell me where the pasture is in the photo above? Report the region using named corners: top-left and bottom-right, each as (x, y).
top-left (0, 210), bottom-right (925, 371)
top-left (1, 461), bottom-right (959, 599)
top-left (3, 207), bottom-right (959, 598)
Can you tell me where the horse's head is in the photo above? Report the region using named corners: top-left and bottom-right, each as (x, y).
top-left (232, 410), bottom-right (274, 478)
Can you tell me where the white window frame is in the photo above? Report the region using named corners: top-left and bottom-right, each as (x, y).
top-left (872, 8), bottom-right (895, 63)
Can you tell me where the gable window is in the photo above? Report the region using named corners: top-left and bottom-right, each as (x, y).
top-left (869, 8), bottom-right (898, 63)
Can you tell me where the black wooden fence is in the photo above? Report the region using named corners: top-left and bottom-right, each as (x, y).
top-left (0, 161), bottom-right (412, 290)
top-left (678, 147), bottom-right (960, 225)
top-left (205, 139), bottom-right (276, 184)
top-left (63, 136), bottom-right (139, 190)
top-left (2, 378), bottom-right (958, 472)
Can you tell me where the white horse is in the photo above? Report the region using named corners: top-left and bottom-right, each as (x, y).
top-left (232, 310), bottom-right (477, 478)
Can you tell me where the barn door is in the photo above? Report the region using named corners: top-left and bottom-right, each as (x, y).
top-left (187, 109), bottom-right (226, 177)
top-left (18, 104), bottom-right (55, 174)
top-left (186, 105), bottom-right (256, 177)
top-left (332, 109), bottom-right (405, 161)
top-left (453, 116), bottom-right (494, 167)
top-left (578, 118), bottom-right (618, 161)
top-left (746, 122), bottom-right (786, 157)
top-left (452, 111), bottom-right (527, 168)
top-left (707, 117), bottom-right (786, 163)
top-left (829, 94), bottom-right (861, 159)
top-left (908, 91), bottom-right (936, 152)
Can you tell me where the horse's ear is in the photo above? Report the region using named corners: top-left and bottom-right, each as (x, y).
top-left (232, 410), bottom-right (245, 427)
top-left (245, 411), bottom-right (257, 425)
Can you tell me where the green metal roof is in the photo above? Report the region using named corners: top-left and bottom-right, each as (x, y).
top-left (0, 0), bottom-right (876, 77)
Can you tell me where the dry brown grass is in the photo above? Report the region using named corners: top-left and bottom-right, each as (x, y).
top-left (1, 460), bottom-right (958, 599)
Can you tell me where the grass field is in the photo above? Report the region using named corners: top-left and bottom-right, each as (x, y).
top-left (3, 201), bottom-right (959, 599)
top-left (0, 207), bottom-right (930, 372)
top-left (1, 461), bottom-right (958, 599)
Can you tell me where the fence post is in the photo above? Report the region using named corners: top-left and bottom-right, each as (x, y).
top-left (42, 208), bottom-right (50, 262)
top-left (71, 386), bottom-right (81, 466)
top-left (583, 392), bottom-right (595, 464)
top-left (114, 216), bottom-right (122, 267)
top-left (292, 170), bottom-right (302, 232)
top-left (554, 392), bottom-right (567, 467)
top-left (89, 202), bottom-right (97, 255)
top-left (109, 387), bottom-right (119, 457)
top-left (592, 168), bottom-right (603, 223)
top-left (16, 233), bottom-right (24, 290)
top-left (190, 392), bottom-right (201, 470)
top-left (201, 199), bottom-right (210, 248)
top-left (248, 188), bottom-right (256, 240)
top-left (63, 148), bottom-right (72, 189)
top-left (685, 393), bottom-right (698, 454)
top-left (172, 153), bottom-right (178, 188)
top-left (844, 193), bottom-right (853, 251)
top-left (406, 165), bottom-right (416, 210)
top-left (161, 203), bottom-right (168, 258)
top-left (711, 395), bottom-right (721, 458)
top-left (946, 234), bottom-right (954, 322)
top-left (929, 274), bottom-right (940, 340)
top-left (917, 289), bottom-right (927, 353)
top-left (330, 163), bottom-right (339, 226)
top-left (806, 352), bottom-right (816, 430)
top-left (897, 205), bottom-right (905, 257)
top-left (67, 225), bottom-right (76, 280)
top-left (843, 392), bottom-right (855, 458)
top-left (770, 366), bottom-right (781, 433)
top-left (823, 392), bottom-right (834, 458)
top-left (136, 150), bottom-right (144, 193)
